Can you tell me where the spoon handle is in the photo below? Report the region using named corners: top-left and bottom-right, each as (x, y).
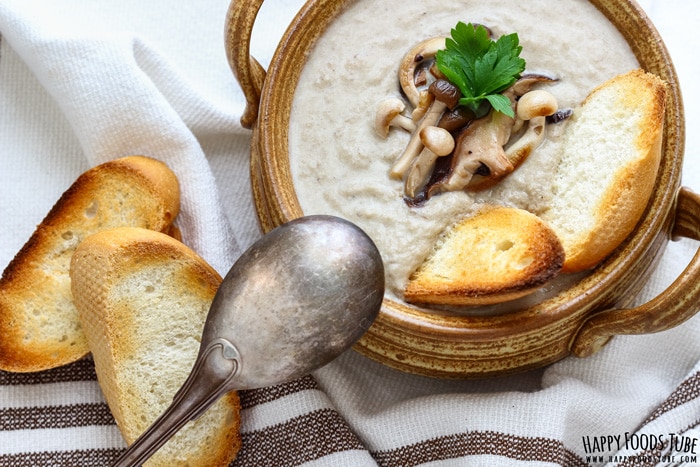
top-left (111, 338), bottom-right (240, 467)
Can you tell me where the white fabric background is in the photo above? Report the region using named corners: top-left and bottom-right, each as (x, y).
top-left (1, 0), bottom-right (699, 465)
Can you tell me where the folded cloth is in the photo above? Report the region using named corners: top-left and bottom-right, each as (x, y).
top-left (1, 0), bottom-right (699, 466)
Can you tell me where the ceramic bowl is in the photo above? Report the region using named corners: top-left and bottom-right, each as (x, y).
top-left (225, 0), bottom-right (700, 378)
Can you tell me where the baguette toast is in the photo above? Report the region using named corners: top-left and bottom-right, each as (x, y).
top-left (404, 205), bottom-right (564, 305)
top-left (542, 69), bottom-right (666, 272)
top-left (70, 227), bottom-right (241, 466)
top-left (404, 69), bottom-right (665, 305)
top-left (0, 156), bottom-right (180, 372)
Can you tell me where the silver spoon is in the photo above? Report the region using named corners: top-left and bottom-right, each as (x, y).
top-left (111, 215), bottom-right (384, 466)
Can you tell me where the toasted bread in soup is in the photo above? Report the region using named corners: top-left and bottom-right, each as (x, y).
top-left (0, 156), bottom-right (180, 372)
top-left (70, 227), bottom-right (241, 466)
top-left (405, 205), bottom-right (565, 306)
top-left (542, 69), bottom-right (666, 272)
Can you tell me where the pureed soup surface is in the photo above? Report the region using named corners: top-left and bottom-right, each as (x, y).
top-left (288, 0), bottom-right (639, 308)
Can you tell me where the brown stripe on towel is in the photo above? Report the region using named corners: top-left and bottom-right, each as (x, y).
top-left (642, 370), bottom-right (700, 424)
top-left (231, 408), bottom-right (365, 466)
top-left (0, 359), bottom-right (97, 385)
top-left (0, 403), bottom-right (114, 430)
top-left (372, 431), bottom-right (588, 467)
top-left (0, 448), bottom-right (122, 467)
top-left (238, 375), bottom-right (320, 409)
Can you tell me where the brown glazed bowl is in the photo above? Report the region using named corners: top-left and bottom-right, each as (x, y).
top-left (225, 0), bottom-right (700, 378)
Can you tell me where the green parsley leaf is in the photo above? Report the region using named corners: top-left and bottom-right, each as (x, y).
top-left (436, 22), bottom-right (526, 118)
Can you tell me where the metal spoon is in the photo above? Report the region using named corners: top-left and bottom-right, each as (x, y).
top-left (111, 215), bottom-right (385, 466)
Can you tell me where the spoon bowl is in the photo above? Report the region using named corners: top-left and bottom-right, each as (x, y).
top-left (206, 214), bottom-right (385, 388)
top-left (112, 215), bottom-right (385, 466)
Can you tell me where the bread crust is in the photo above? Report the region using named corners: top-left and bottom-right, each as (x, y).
top-left (543, 69), bottom-right (666, 272)
top-left (70, 227), bottom-right (241, 466)
top-left (404, 206), bottom-right (564, 305)
top-left (0, 156), bottom-right (180, 372)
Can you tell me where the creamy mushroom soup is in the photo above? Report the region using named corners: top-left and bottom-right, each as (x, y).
top-left (288, 0), bottom-right (639, 306)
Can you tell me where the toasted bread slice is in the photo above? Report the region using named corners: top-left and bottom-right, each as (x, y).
top-left (542, 69), bottom-right (666, 272)
top-left (404, 205), bottom-right (564, 305)
top-left (70, 227), bottom-right (241, 466)
top-left (0, 156), bottom-right (180, 372)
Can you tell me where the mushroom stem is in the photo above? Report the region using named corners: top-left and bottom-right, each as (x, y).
top-left (390, 79), bottom-right (461, 180)
top-left (405, 147), bottom-right (440, 199)
top-left (411, 90), bottom-right (435, 122)
top-left (389, 100), bottom-right (447, 179)
top-left (405, 126), bottom-right (455, 197)
top-left (392, 114), bottom-right (418, 133)
top-left (375, 98), bottom-right (417, 138)
top-left (503, 89), bottom-right (557, 166)
top-left (504, 116), bottom-right (547, 164)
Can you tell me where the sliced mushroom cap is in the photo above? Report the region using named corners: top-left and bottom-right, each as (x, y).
top-left (508, 73), bottom-right (558, 97)
top-left (398, 37), bottom-right (447, 107)
top-left (466, 93), bottom-right (558, 190)
top-left (430, 109), bottom-right (515, 194)
top-left (468, 91), bottom-right (558, 190)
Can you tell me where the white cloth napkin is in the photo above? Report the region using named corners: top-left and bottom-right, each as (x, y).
top-left (1, 0), bottom-right (700, 466)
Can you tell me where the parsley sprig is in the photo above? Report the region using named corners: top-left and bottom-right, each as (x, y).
top-left (436, 22), bottom-right (526, 118)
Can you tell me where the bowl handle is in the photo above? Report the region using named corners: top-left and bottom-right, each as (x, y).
top-left (225, 0), bottom-right (267, 129)
top-left (572, 187), bottom-right (700, 357)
